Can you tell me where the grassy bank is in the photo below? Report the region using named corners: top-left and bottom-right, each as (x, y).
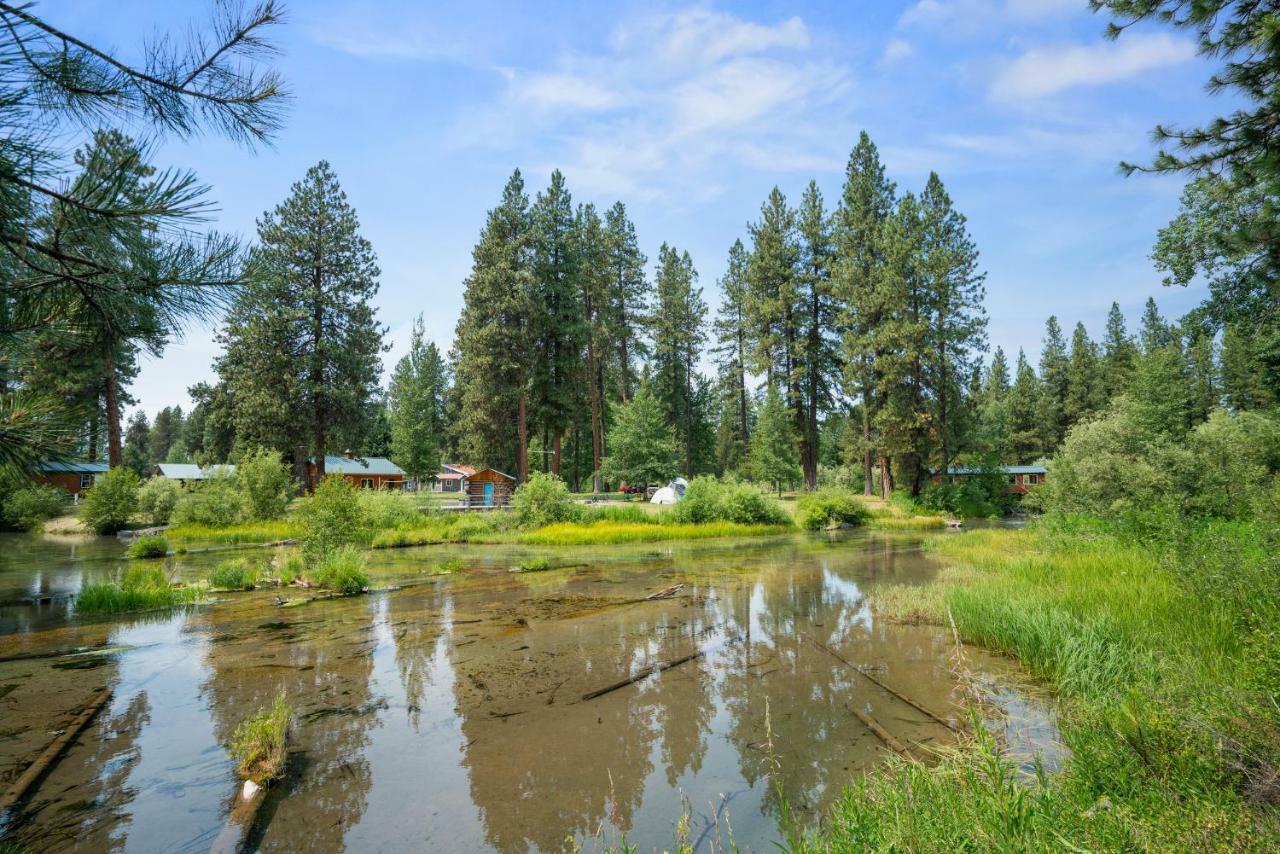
top-left (521, 520), bottom-right (791, 545)
top-left (165, 520), bottom-right (301, 544)
top-left (801, 522), bottom-right (1280, 850)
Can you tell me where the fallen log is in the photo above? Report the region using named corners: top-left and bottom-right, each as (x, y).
top-left (811, 638), bottom-right (963, 733)
top-left (209, 778), bottom-right (269, 854)
top-left (848, 703), bottom-right (913, 758)
top-left (645, 583), bottom-right (686, 600)
top-left (0, 688), bottom-right (112, 818)
top-left (582, 650), bottom-right (706, 701)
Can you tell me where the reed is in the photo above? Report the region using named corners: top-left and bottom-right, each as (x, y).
top-left (230, 691), bottom-right (291, 784)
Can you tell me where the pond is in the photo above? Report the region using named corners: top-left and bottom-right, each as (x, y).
top-left (0, 530), bottom-right (1059, 852)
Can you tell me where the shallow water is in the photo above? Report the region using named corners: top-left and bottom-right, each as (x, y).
top-left (0, 531), bottom-right (1059, 852)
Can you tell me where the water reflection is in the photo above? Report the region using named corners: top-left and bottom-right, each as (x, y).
top-left (0, 531), bottom-right (1060, 852)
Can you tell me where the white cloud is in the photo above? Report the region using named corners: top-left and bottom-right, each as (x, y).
top-left (508, 72), bottom-right (619, 112)
top-left (990, 33), bottom-right (1196, 100)
top-left (901, 0), bottom-right (1081, 31)
top-left (612, 8), bottom-right (810, 68)
top-left (881, 39), bottom-right (915, 64)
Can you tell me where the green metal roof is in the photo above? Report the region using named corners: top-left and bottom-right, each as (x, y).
top-left (945, 465), bottom-right (1047, 475)
top-left (315, 455), bottom-right (405, 476)
top-left (34, 461), bottom-right (109, 474)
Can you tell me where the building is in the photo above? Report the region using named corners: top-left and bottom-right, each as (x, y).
top-left (308, 451), bottom-right (405, 490)
top-left (152, 463), bottom-right (237, 482)
top-left (465, 468), bottom-right (516, 507)
top-left (33, 461), bottom-right (109, 496)
top-left (935, 465), bottom-right (1047, 495)
top-left (431, 463), bottom-right (475, 493)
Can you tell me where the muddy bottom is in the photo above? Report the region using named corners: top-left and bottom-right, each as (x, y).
top-left (0, 531), bottom-right (1060, 852)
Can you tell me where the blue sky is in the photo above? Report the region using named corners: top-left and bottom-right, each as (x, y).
top-left (62, 0), bottom-right (1217, 413)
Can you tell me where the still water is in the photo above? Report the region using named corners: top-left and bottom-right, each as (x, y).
top-left (0, 531), bottom-right (1058, 852)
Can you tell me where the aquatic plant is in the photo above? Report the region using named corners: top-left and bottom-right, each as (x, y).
top-left (208, 558), bottom-right (259, 591)
top-left (125, 535), bottom-right (169, 559)
top-left (229, 691), bottom-right (291, 784)
top-left (516, 556), bottom-right (551, 572)
top-left (273, 552), bottom-right (305, 585)
top-left (75, 564), bottom-right (199, 615)
top-left (434, 557), bottom-right (465, 574)
top-left (309, 545), bottom-right (369, 594)
top-left (795, 489), bottom-right (872, 530)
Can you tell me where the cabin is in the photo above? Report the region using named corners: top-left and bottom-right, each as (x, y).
top-left (431, 463), bottom-right (475, 493)
top-left (152, 463), bottom-right (236, 482)
top-left (33, 461), bottom-right (109, 496)
top-left (308, 451), bottom-right (405, 491)
top-left (465, 468), bottom-right (516, 507)
top-left (935, 465), bottom-right (1047, 496)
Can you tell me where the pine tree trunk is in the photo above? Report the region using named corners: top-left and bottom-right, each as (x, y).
top-left (551, 430), bottom-right (562, 476)
top-left (618, 334), bottom-right (631, 403)
top-left (587, 337), bottom-right (604, 491)
top-left (737, 330), bottom-right (749, 452)
top-left (104, 362), bottom-right (122, 468)
top-left (516, 395), bottom-right (529, 483)
top-left (88, 410), bottom-right (100, 462)
top-left (879, 453), bottom-right (893, 499)
top-left (862, 374), bottom-right (874, 496)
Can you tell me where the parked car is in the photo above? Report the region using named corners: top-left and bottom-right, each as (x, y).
top-left (619, 483), bottom-right (647, 496)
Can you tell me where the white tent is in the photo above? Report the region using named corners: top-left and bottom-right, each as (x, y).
top-left (650, 478), bottom-right (689, 505)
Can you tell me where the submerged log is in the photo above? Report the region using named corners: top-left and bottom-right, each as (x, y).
top-left (582, 650), bottom-right (705, 701)
top-left (811, 638), bottom-right (962, 733)
top-left (848, 703), bottom-right (913, 757)
top-left (0, 688), bottom-right (112, 818)
top-left (209, 778), bottom-right (269, 854)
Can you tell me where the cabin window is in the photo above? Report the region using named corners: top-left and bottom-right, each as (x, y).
top-left (80, 474), bottom-right (94, 489)
top-left (360, 478), bottom-right (374, 489)
top-left (1026, 473), bottom-right (1040, 485)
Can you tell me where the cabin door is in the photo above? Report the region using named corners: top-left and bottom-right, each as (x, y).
top-left (483, 482), bottom-right (494, 506)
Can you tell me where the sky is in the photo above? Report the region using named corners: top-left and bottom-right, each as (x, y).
top-left (59, 0), bottom-right (1220, 415)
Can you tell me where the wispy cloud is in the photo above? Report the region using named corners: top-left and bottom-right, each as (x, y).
top-left (990, 32), bottom-right (1196, 100)
top-left (900, 0), bottom-right (1082, 33)
top-left (881, 39), bottom-right (915, 65)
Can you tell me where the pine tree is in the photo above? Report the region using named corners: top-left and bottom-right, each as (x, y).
top-left (215, 162), bottom-right (385, 486)
top-left (750, 384), bottom-right (799, 495)
top-left (1183, 324), bottom-right (1220, 422)
top-left (1007, 350), bottom-right (1044, 464)
top-left (1101, 302), bottom-right (1138, 400)
top-left (794, 181), bottom-right (840, 491)
top-left (528, 170), bottom-right (584, 475)
top-left (1037, 316), bottom-right (1070, 449)
top-left (1064, 322), bottom-right (1105, 426)
top-left (919, 172), bottom-right (986, 475)
top-left (1219, 323), bottom-right (1275, 410)
top-left (834, 132), bottom-right (897, 495)
top-left (389, 316), bottom-right (446, 486)
top-left (577, 203), bottom-right (612, 491)
top-left (121, 410), bottom-right (151, 477)
top-left (1140, 297), bottom-right (1174, 352)
top-left (603, 202), bottom-right (649, 403)
top-left (746, 187), bottom-right (800, 390)
top-left (452, 171), bottom-right (535, 480)
top-left (601, 382), bottom-right (679, 487)
top-left (650, 244), bottom-right (707, 476)
top-left (712, 373), bottom-right (752, 475)
top-left (150, 406), bottom-right (186, 464)
top-left (712, 239), bottom-right (752, 465)
top-left (978, 347), bottom-right (1012, 459)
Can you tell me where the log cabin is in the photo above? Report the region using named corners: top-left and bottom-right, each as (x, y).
top-left (465, 468), bottom-right (516, 507)
top-left (33, 461), bottom-right (109, 496)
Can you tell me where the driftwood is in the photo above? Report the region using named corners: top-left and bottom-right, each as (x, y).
top-left (645, 583), bottom-right (686, 600)
top-left (0, 688), bottom-right (112, 817)
top-left (582, 650), bottom-right (706, 701)
top-left (811, 638), bottom-right (962, 733)
top-left (847, 703), bottom-right (913, 757)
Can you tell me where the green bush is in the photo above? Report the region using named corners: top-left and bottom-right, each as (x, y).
top-left (795, 489), bottom-right (872, 530)
top-left (358, 489), bottom-right (421, 530)
top-left (670, 477), bottom-right (790, 526)
top-left (208, 558), bottom-right (259, 590)
top-left (510, 471), bottom-right (580, 528)
top-left (80, 467), bottom-right (140, 534)
top-left (172, 470), bottom-right (246, 528)
top-left (309, 545), bottom-right (369, 594)
top-left (918, 467), bottom-right (1012, 518)
top-left (300, 476), bottom-right (365, 562)
top-left (236, 447), bottom-right (293, 520)
top-left (3, 484), bottom-right (64, 531)
top-left (136, 476), bottom-right (182, 525)
top-left (272, 552), bottom-right (305, 585)
top-left (125, 535), bottom-right (169, 559)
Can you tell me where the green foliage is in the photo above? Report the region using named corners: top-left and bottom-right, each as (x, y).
top-left (136, 476), bottom-right (181, 526)
top-left (516, 556), bottom-right (552, 572)
top-left (308, 545), bottom-right (369, 594)
top-left (601, 383), bottom-right (679, 488)
top-left (650, 243), bottom-right (708, 476)
top-left (230, 691), bottom-right (291, 784)
top-left (80, 467), bottom-right (140, 534)
top-left (299, 476), bottom-right (365, 562)
top-left (920, 464), bottom-right (1012, 518)
top-left (165, 520), bottom-right (300, 545)
top-left (521, 520), bottom-right (789, 546)
top-left (795, 489), bottom-right (872, 530)
top-left (388, 316), bottom-right (446, 482)
top-left (125, 535), bottom-right (169, 559)
top-left (172, 471), bottom-right (246, 528)
top-left (511, 471), bottom-right (580, 528)
top-left (2, 484), bottom-right (64, 531)
top-left (76, 564), bottom-right (198, 615)
top-left (208, 558), bottom-right (259, 591)
top-left (273, 552), bottom-right (305, 586)
top-left (671, 476), bottom-right (791, 526)
top-left (749, 385), bottom-right (799, 493)
top-left (357, 490), bottom-right (422, 531)
top-left (236, 447), bottom-right (293, 520)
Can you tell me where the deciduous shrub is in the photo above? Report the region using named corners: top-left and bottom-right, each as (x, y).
top-left (137, 476), bottom-right (182, 525)
top-left (236, 447), bottom-right (294, 520)
top-left (299, 476), bottom-right (365, 562)
top-left (172, 470), bottom-right (246, 528)
top-left (80, 467), bottom-right (140, 534)
top-left (3, 484), bottom-right (64, 531)
top-left (795, 489), bottom-right (872, 530)
top-left (511, 471), bottom-right (580, 528)
top-left (670, 477), bottom-right (790, 526)
top-left (358, 489), bottom-right (421, 531)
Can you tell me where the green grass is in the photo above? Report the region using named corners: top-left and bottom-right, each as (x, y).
top-left (433, 557), bottom-right (466, 574)
top-left (229, 691), bottom-right (291, 784)
top-left (308, 546), bottom-right (370, 594)
top-left (75, 564), bottom-right (200, 615)
top-left (810, 522), bottom-right (1280, 851)
top-left (125, 535), bottom-right (169, 559)
top-left (865, 512), bottom-right (947, 530)
top-left (520, 520), bottom-right (792, 545)
top-left (165, 519), bottom-right (301, 544)
top-left (516, 556), bottom-right (552, 572)
top-left (208, 558), bottom-right (259, 591)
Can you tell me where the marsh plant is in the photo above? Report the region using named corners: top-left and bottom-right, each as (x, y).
top-left (309, 545), bottom-right (370, 594)
top-left (207, 558), bottom-right (259, 591)
top-left (125, 535), bottom-right (170, 559)
top-left (230, 691), bottom-right (291, 785)
top-left (76, 564), bottom-right (198, 615)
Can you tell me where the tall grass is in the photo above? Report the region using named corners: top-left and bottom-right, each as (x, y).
top-left (75, 564), bottom-right (200, 615)
top-left (822, 523), bottom-right (1280, 850)
top-left (165, 520), bottom-right (301, 544)
top-left (230, 691), bottom-right (291, 784)
top-left (208, 558), bottom-right (260, 591)
top-left (308, 546), bottom-right (370, 594)
top-left (125, 535), bottom-right (169, 559)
